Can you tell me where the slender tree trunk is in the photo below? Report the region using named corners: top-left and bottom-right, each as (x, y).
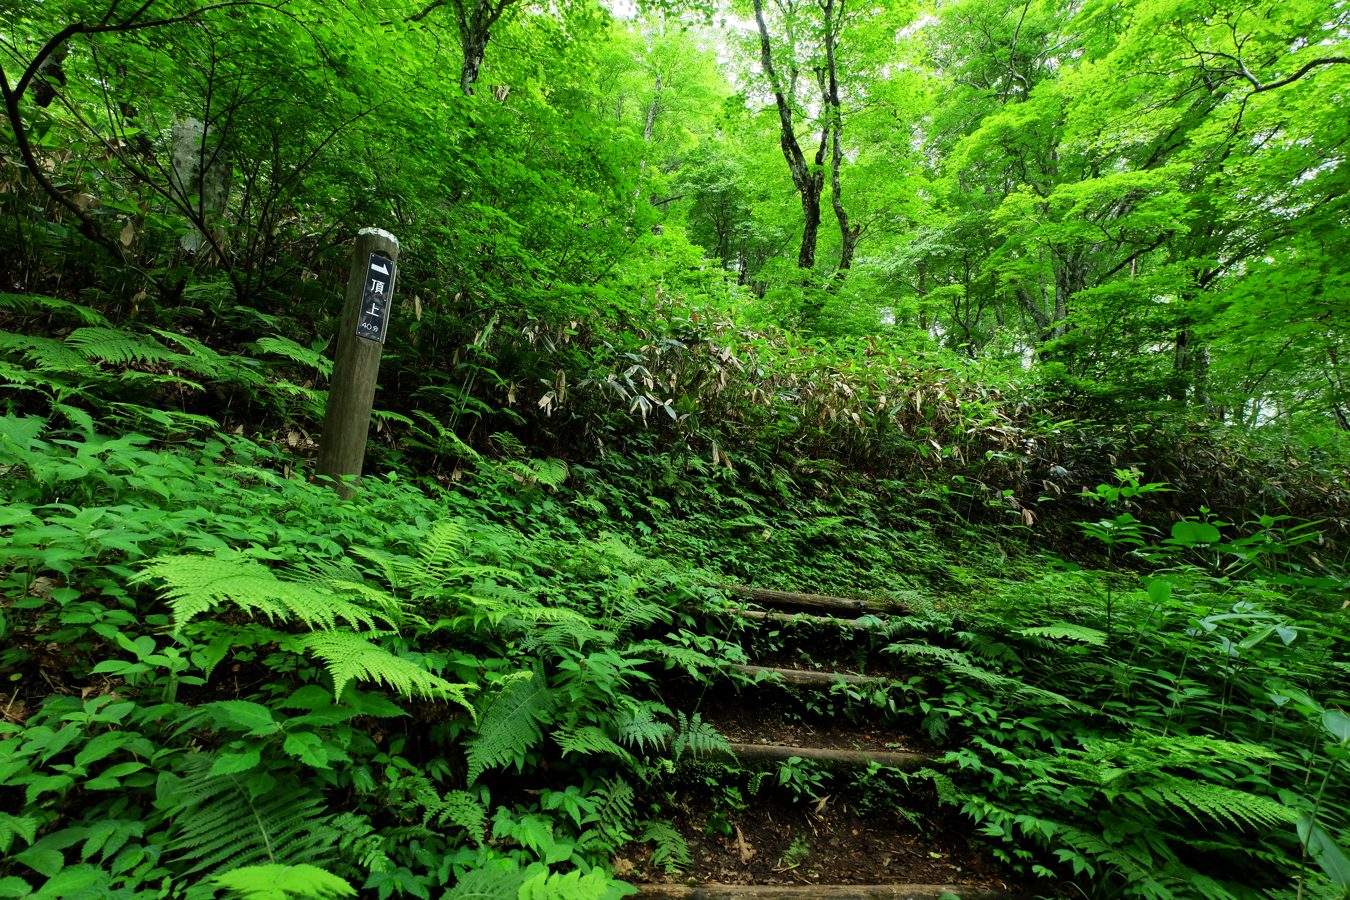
top-left (452, 0), bottom-right (515, 96)
top-left (818, 0), bottom-right (859, 278)
top-left (752, 0), bottom-right (826, 272)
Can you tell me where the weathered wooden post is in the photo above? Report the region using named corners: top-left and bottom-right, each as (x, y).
top-left (317, 228), bottom-right (400, 498)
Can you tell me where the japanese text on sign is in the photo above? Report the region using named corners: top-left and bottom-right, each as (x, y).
top-left (355, 253), bottom-right (396, 343)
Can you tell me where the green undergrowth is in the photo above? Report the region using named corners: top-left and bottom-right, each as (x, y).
top-left (0, 289), bottom-right (1347, 899)
top-left (0, 416), bottom-right (749, 899)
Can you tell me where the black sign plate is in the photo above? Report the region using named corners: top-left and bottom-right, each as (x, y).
top-left (355, 252), bottom-right (396, 343)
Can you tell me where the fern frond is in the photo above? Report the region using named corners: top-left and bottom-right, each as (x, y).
top-left (407, 411), bottom-right (481, 460)
top-left (164, 755), bottom-right (339, 878)
top-left (330, 813), bottom-right (392, 876)
top-left (425, 790), bottom-right (487, 845)
top-left (420, 520), bottom-right (471, 574)
top-left (212, 864), bottom-right (355, 899)
top-left (672, 711), bottom-right (730, 761)
top-left (1017, 624), bottom-right (1108, 646)
top-left (627, 641), bottom-right (720, 674)
top-left (136, 554), bottom-right (389, 632)
top-left (554, 724), bottom-right (631, 761)
top-left (53, 401), bottom-right (94, 435)
top-left (288, 631), bottom-right (474, 707)
top-left (612, 700), bottom-right (674, 753)
top-left (0, 292), bottom-right (108, 325)
top-left (0, 358), bottom-right (65, 390)
top-left (502, 458), bottom-right (569, 490)
top-left (0, 332), bottom-right (97, 374)
top-left (150, 327), bottom-right (264, 386)
top-left (1139, 777), bottom-right (1294, 830)
top-left (443, 863), bottom-right (529, 899)
top-left (107, 402), bottom-right (219, 435)
top-left (592, 778), bottom-right (636, 838)
top-left (66, 327), bottom-right (174, 365)
top-left (611, 598), bottom-right (669, 635)
top-left (254, 336), bottom-right (334, 379)
top-left (465, 667), bottom-right (557, 783)
top-left (639, 820), bottom-right (691, 874)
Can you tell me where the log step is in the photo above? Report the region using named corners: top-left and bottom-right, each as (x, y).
top-left (729, 664), bottom-right (885, 688)
top-left (723, 742), bottom-right (928, 770)
top-left (726, 587), bottom-right (905, 617)
top-left (634, 884), bottom-right (1016, 898)
top-left (733, 609), bottom-right (880, 631)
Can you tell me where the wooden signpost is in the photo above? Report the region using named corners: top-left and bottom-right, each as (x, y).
top-left (317, 228), bottom-right (400, 498)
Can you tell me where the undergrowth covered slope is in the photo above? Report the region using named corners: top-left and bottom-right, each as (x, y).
top-left (1, 287), bottom-right (1347, 899)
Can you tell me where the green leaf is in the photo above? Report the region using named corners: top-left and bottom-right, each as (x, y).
top-left (209, 701), bottom-right (282, 736)
top-left (32, 864), bottom-right (103, 898)
top-left (211, 863), bottom-right (356, 899)
top-left (1298, 812), bottom-right (1350, 888)
top-left (209, 745), bottom-right (263, 777)
top-left (283, 732), bottom-right (331, 769)
top-left (1170, 521), bottom-right (1221, 546)
top-left (1323, 710), bottom-right (1350, 745)
top-left (13, 846), bottom-right (63, 878)
top-left (0, 876), bottom-right (32, 898)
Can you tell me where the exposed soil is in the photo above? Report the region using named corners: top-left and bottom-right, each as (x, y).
top-left (699, 703), bottom-right (928, 755)
top-left (617, 786), bottom-right (1027, 893)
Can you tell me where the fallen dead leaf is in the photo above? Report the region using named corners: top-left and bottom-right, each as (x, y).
top-left (734, 824), bottom-right (755, 864)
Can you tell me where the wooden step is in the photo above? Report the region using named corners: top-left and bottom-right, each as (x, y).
top-left (733, 609), bottom-right (879, 631)
top-left (729, 664), bottom-right (885, 688)
top-left (634, 883), bottom-right (1016, 898)
top-left (726, 587), bottom-right (905, 617)
top-left (723, 742), bottom-right (928, 770)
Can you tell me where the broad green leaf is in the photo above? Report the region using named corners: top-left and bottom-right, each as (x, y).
top-left (1299, 812), bottom-right (1350, 887)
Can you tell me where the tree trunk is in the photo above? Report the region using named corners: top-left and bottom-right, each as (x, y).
top-left (170, 116), bottom-right (230, 257)
top-left (819, 0), bottom-right (860, 278)
top-left (453, 0), bottom-right (516, 96)
top-left (752, 0), bottom-right (826, 272)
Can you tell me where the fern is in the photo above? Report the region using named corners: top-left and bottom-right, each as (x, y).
top-left (465, 667), bottom-right (557, 783)
top-left (65, 327), bottom-right (175, 365)
top-left (288, 631), bottom-right (472, 706)
top-left (609, 598), bottom-right (670, 636)
top-left (136, 554), bottom-right (390, 632)
top-left (0, 332), bottom-right (98, 374)
top-left (671, 711), bottom-right (730, 761)
top-left (1139, 777), bottom-right (1293, 830)
top-left (425, 790), bottom-right (488, 845)
top-left (163, 755), bottom-right (340, 878)
top-left (211, 864), bottom-right (356, 899)
top-left (611, 700), bottom-right (674, 753)
top-left (442, 864), bottom-right (529, 899)
top-left (254, 336), bottom-right (334, 379)
top-left (400, 411), bottom-right (480, 464)
top-left (1017, 623), bottom-right (1108, 645)
top-left (639, 821), bottom-right (691, 874)
top-left (501, 457), bottom-right (569, 490)
top-left (0, 358), bottom-right (67, 391)
top-left (591, 778), bottom-right (636, 840)
top-left (554, 724), bottom-right (631, 761)
top-left (627, 640), bottom-right (721, 674)
top-left (0, 292), bottom-right (108, 325)
top-left (150, 327), bottom-right (263, 386)
top-left (329, 813), bottom-right (393, 876)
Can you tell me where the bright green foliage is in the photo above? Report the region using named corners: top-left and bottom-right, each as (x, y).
top-left (1, 0), bottom-right (1347, 894)
top-left (212, 865), bottom-right (357, 899)
top-left (466, 668), bottom-right (558, 784)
